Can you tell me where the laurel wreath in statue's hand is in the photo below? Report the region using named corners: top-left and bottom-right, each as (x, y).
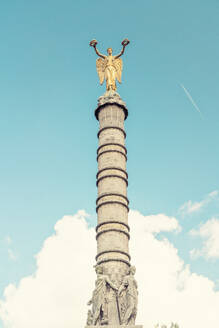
top-left (121, 39), bottom-right (130, 47)
top-left (90, 39), bottom-right (98, 47)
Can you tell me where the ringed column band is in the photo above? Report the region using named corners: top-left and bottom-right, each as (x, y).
top-left (95, 92), bottom-right (130, 284)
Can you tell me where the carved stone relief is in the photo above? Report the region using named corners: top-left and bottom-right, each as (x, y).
top-left (87, 265), bottom-right (138, 326)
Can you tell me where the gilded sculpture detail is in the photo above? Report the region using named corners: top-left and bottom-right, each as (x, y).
top-left (90, 39), bottom-right (130, 91)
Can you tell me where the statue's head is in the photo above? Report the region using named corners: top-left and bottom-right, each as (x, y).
top-left (107, 48), bottom-right (113, 55)
top-left (95, 265), bottom-right (103, 274)
top-left (129, 266), bottom-right (136, 275)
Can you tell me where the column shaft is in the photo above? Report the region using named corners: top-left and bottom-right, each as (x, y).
top-left (96, 102), bottom-right (130, 285)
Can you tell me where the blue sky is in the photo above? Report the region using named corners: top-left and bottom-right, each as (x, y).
top-left (0, 1), bottom-right (219, 326)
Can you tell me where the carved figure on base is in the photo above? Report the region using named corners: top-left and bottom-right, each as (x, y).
top-left (118, 266), bottom-right (138, 325)
top-left (87, 265), bottom-right (118, 325)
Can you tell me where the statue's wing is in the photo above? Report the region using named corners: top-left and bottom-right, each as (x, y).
top-left (114, 57), bottom-right (123, 83)
top-left (96, 58), bottom-right (106, 85)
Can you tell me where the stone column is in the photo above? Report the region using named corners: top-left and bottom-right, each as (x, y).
top-left (95, 92), bottom-right (130, 286)
top-left (86, 91), bottom-right (142, 328)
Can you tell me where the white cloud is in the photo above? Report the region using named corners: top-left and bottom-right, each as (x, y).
top-left (0, 210), bottom-right (219, 328)
top-left (179, 190), bottom-right (218, 215)
top-left (190, 218), bottom-right (219, 260)
top-left (133, 212), bottom-right (181, 234)
top-left (0, 210), bottom-right (96, 328)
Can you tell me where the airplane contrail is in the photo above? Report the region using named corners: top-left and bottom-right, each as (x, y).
top-left (180, 83), bottom-right (203, 119)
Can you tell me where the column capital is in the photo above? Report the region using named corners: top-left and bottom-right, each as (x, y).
top-left (95, 91), bottom-right (128, 120)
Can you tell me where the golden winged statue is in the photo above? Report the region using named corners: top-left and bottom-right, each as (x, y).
top-left (90, 39), bottom-right (130, 91)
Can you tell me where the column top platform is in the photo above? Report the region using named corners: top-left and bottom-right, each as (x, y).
top-left (95, 91), bottom-right (128, 121)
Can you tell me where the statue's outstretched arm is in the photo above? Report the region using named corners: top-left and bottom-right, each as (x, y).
top-left (115, 39), bottom-right (130, 59)
top-left (94, 46), bottom-right (105, 59)
top-left (115, 46), bottom-right (125, 59)
top-left (90, 39), bottom-right (105, 59)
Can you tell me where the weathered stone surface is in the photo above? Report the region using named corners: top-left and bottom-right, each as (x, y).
top-left (96, 101), bottom-right (130, 284)
top-left (98, 90), bottom-right (127, 109)
top-left (86, 94), bottom-right (142, 327)
top-left (95, 91), bottom-right (128, 121)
